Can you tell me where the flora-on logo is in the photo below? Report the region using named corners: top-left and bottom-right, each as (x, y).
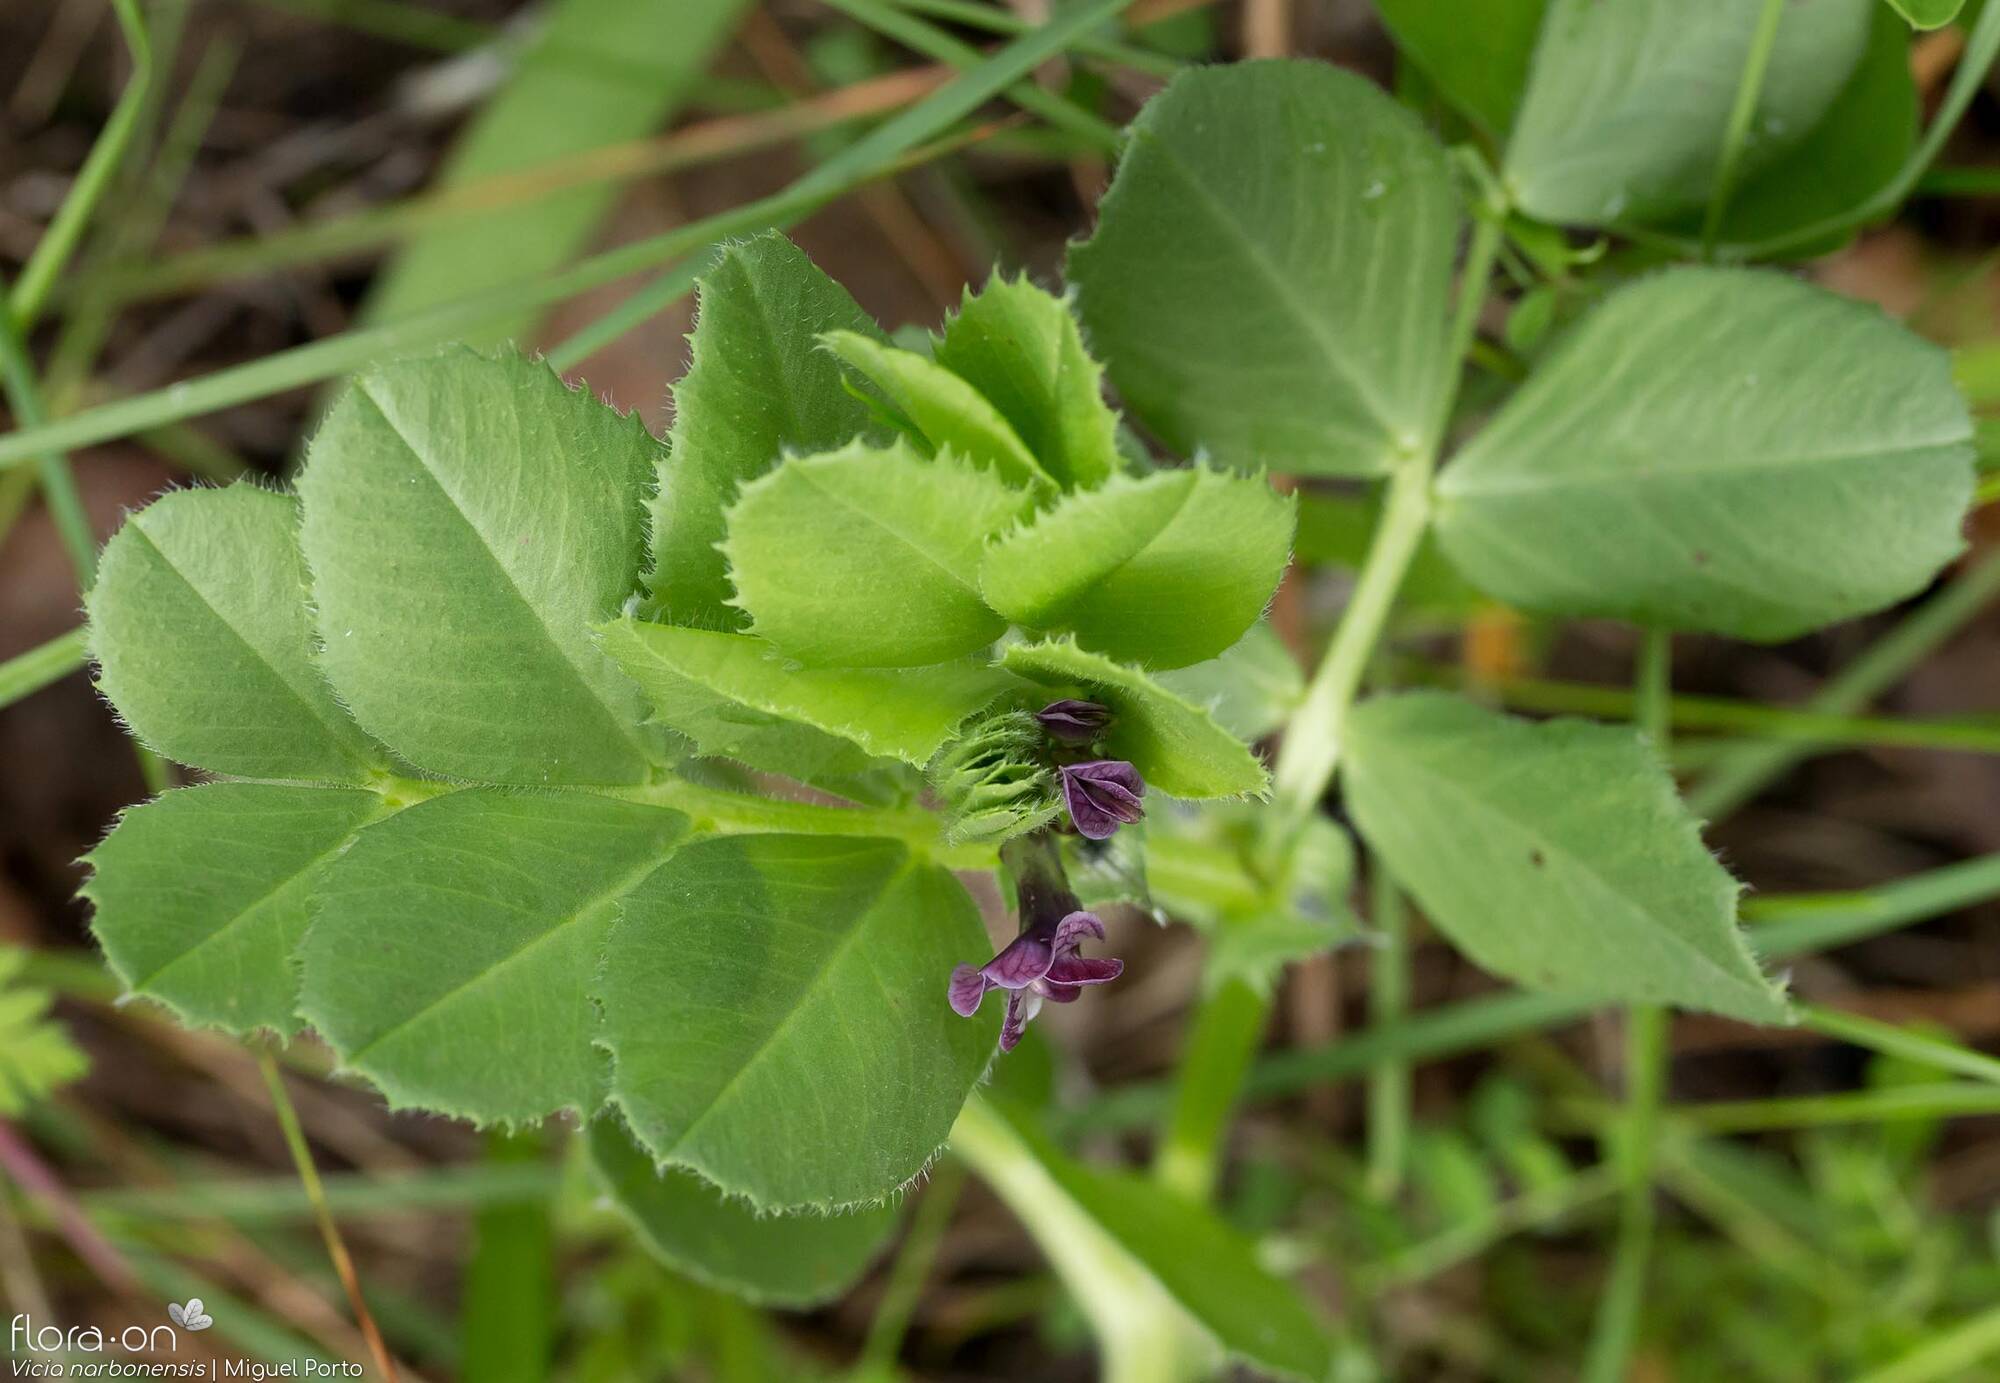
top-left (167, 1297), bottom-right (213, 1331)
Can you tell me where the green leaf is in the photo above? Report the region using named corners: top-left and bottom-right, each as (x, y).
top-left (1154, 624), bottom-right (1304, 743)
top-left (820, 330), bottom-right (1056, 491)
top-left (586, 1117), bottom-right (899, 1306)
top-left (979, 467), bottom-right (1295, 670)
top-left (1068, 60), bottom-right (1459, 476)
top-left (87, 484), bottom-right (382, 782)
top-left (0, 949), bottom-right (89, 1116)
top-left (930, 273), bottom-right (1119, 490)
top-left (723, 438), bottom-right (1026, 667)
top-left (600, 835), bottom-right (995, 1209)
top-left (299, 348), bottom-right (660, 785)
top-left (1375, 0), bottom-right (1549, 137)
top-left (1342, 692), bottom-right (1790, 1023)
top-left (300, 790), bottom-right (690, 1124)
top-left (596, 618), bottom-right (1019, 774)
top-left (1001, 639), bottom-right (1267, 799)
top-left (1885, 0), bottom-right (1963, 29)
top-left (646, 234), bottom-right (885, 628)
top-left (1699, 5), bottom-right (1916, 254)
top-left (1503, 0), bottom-right (1873, 226)
top-left (1433, 268), bottom-right (1973, 641)
top-left (85, 783), bottom-right (384, 1037)
top-left (957, 1096), bottom-right (1332, 1382)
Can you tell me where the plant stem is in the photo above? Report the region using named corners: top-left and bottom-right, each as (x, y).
top-left (1582, 626), bottom-right (1673, 1383)
top-left (1580, 1003), bottom-right (1667, 1383)
top-left (1690, 549), bottom-right (2000, 819)
top-left (0, 628), bottom-right (88, 710)
top-left (1699, 0), bottom-right (1786, 254)
top-left (0, 285), bottom-right (96, 588)
top-left (858, 1160), bottom-right (964, 1372)
top-left (1153, 977), bottom-right (1268, 1200)
top-left (1363, 860), bottom-right (1410, 1200)
top-left (256, 1053), bottom-right (401, 1382)
top-left (950, 1097), bottom-right (1210, 1383)
top-left (1267, 207), bottom-right (1503, 843)
top-left (1797, 1003), bottom-right (2000, 1086)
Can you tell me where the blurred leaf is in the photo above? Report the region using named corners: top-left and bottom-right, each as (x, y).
top-left (959, 1097), bottom-right (1332, 1381)
top-left (1155, 624), bottom-right (1305, 743)
top-left (1503, 0), bottom-right (1872, 226)
top-left (87, 484), bottom-right (382, 782)
top-left (587, 1118), bottom-right (898, 1306)
top-left (822, 331), bottom-right (1056, 491)
top-left (300, 791), bottom-right (690, 1123)
top-left (86, 783), bottom-right (383, 1037)
top-left (932, 273), bottom-right (1120, 490)
top-left (600, 836), bottom-right (995, 1209)
top-left (1375, 0), bottom-right (1548, 137)
top-left (647, 234), bottom-right (884, 628)
top-left (980, 467), bottom-right (1295, 669)
top-left (360, 0), bottom-right (748, 342)
top-left (1002, 638), bottom-right (1267, 798)
top-left (723, 439), bottom-right (1027, 667)
top-left (1434, 269), bottom-right (1973, 640)
top-left (1885, 0), bottom-right (1965, 27)
top-left (1344, 692), bottom-right (1790, 1023)
top-left (300, 349), bottom-right (661, 783)
top-left (1070, 60), bottom-right (1459, 476)
top-left (0, 949), bottom-right (88, 1115)
top-left (1697, 5), bottom-right (1916, 254)
top-left (598, 620), bottom-right (1018, 774)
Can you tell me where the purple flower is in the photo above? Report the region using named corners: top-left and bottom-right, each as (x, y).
top-left (1059, 760), bottom-right (1145, 840)
top-left (949, 832), bottom-right (1124, 1051)
top-left (1035, 698), bottom-right (1113, 745)
top-left (949, 911), bottom-right (1123, 1050)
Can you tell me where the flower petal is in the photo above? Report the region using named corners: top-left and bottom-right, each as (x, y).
top-left (1000, 989), bottom-right (1043, 1051)
top-left (1060, 761), bottom-right (1147, 840)
top-left (1036, 698), bottom-right (1113, 744)
top-left (1052, 909), bottom-right (1106, 953)
top-left (980, 933), bottom-right (1055, 989)
top-left (1046, 954), bottom-right (1123, 987)
top-left (948, 963), bottom-right (990, 1017)
top-left (1036, 980), bottom-right (1085, 1003)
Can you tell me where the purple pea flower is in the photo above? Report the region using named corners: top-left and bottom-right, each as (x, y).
top-left (949, 833), bottom-right (1125, 1051)
top-left (1059, 759), bottom-right (1145, 840)
top-left (1035, 698), bottom-right (1113, 745)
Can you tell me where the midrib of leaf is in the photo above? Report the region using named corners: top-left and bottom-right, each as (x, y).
top-left (1009, 471), bottom-right (1199, 627)
top-left (1137, 129), bottom-right (1407, 449)
top-left (1359, 739), bottom-right (1773, 1008)
top-left (352, 380), bottom-right (652, 763)
top-left (120, 794), bottom-right (390, 994)
top-left (1443, 437), bottom-right (1968, 498)
top-left (338, 837), bottom-right (677, 1068)
top-left (790, 464), bottom-right (986, 602)
top-left (637, 851), bottom-right (919, 1160)
top-left (124, 525), bottom-right (378, 773)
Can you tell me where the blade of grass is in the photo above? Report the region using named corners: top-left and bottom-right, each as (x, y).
top-left (820, 0), bottom-right (1124, 151)
top-left (1689, 550), bottom-right (2000, 818)
top-left (460, 1131), bottom-right (553, 1383)
top-left (356, 0), bottom-right (750, 346)
top-left (10, 0), bottom-right (154, 329)
top-left (0, 0), bottom-right (1134, 467)
top-left (1657, 1083), bottom-right (2000, 1133)
top-left (98, 67), bottom-right (949, 305)
top-left (0, 628), bottom-right (88, 710)
top-left (1857, 1303), bottom-right (2000, 1383)
top-left (257, 1052), bottom-right (402, 1382)
top-left (887, 0), bottom-right (1184, 77)
top-left (1798, 1003), bottom-right (2000, 1086)
top-left (83, 1162), bottom-right (560, 1223)
top-left (1, 277), bottom-right (98, 587)
top-left (1364, 862), bottom-right (1412, 1199)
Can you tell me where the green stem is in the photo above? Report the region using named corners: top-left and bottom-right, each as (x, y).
top-left (10, 0), bottom-right (154, 329)
top-left (1153, 977), bottom-right (1268, 1201)
top-left (950, 1097), bottom-right (1210, 1383)
top-left (1363, 860), bottom-right (1410, 1200)
top-left (1580, 1004), bottom-right (1667, 1383)
top-left (257, 1052), bottom-right (402, 1381)
top-left (0, 284), bottom-right (96, 588)
top-left (1267, 208), bottom-right (1503, 842)
top-left (0, 628), bottom-right (88, 710)
top-left (1690, 549), bottom-right (2000, 819)
top-left (1797, 1003), bottom-right (2000, 1086)
top-left (1699, 0), bottom-right (1786, 255)
top-left (1582, 626), bottom-right (1673, 1383)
